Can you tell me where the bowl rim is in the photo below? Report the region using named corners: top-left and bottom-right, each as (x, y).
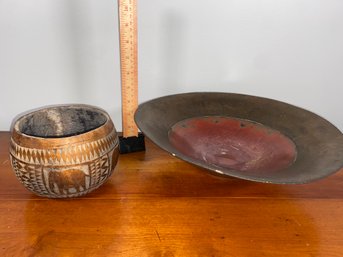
top-left (135, 92), bottom-right (343, 184)
top-left (11, 104), bottom-right (115, 148)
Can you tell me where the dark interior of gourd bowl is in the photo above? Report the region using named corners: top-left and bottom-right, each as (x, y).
top-left (17, 106), bottom-right (107, 138)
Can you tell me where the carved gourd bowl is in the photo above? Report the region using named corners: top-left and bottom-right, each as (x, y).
top-left (10, 104), bottom-right (119, 198)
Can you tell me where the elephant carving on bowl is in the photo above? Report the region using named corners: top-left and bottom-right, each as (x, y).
top-left (48, 168), bottom-right (88, 194)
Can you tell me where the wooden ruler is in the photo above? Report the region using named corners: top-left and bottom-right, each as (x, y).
top-left (118, 0), bottom-right (138, 137)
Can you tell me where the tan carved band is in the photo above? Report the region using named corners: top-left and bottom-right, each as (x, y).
top-left (10, 128), bottom-right (118, 166)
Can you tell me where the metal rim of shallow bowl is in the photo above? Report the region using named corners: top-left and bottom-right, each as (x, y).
top-left (135, 92), bottom-right (343, 184)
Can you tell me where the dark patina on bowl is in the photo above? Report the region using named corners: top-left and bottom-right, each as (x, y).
top-left (10, 104), bottom-right (119, 198)
top-left (135, 92), bottom-right (343, 184)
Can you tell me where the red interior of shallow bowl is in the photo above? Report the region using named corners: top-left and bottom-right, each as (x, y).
top-left (168, 116), bottom-right (297, 173)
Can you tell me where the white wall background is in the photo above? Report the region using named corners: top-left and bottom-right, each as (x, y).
top-left (1, 0), bottom-right (342, 131)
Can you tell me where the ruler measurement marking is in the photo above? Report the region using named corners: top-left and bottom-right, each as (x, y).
top-left (118, 0), bottom-right (138, 137)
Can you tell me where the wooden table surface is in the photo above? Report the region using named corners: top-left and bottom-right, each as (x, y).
top-left (1, 131), bottom-right (343, 257)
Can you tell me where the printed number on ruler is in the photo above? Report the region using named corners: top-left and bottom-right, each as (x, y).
top-left (119, 0), bottom-right (138, 137)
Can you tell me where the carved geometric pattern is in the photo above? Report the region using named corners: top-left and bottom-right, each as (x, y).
top-left (11, 153), bottom-right (115, 198)
top-left (89, 150), bottom-right (113, 188)
top-left (10, 129), bottom-right (118, 198)
top-left (10, 157), bottom-right (49, 195)
top-left (10, 129), bottom-right (118, 166)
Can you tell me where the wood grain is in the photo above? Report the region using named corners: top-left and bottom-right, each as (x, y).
top-left (1, 131), bottom-right (343, 256)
